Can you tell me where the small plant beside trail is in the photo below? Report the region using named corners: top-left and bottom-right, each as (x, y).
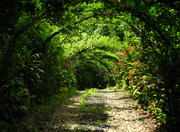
top-left (111, 46), bottom-right (167, 123)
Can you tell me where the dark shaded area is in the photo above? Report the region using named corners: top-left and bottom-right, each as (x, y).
top-left (76, 64), bottom-right (115, 90)
top-left (154, 125), bottom-right (167, 132)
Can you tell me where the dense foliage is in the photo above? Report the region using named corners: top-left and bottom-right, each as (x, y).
top-left (0, 0), bottom-right (179, 131)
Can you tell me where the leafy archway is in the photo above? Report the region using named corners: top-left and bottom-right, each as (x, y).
top-left (0, 0), bottom-right (179, 131)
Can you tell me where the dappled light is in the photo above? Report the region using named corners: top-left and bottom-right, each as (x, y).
top-left (0, 0), bottom-right (179, 131)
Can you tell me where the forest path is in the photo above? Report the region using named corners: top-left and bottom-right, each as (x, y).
top-left (43, 88), bottom-right (162, 132)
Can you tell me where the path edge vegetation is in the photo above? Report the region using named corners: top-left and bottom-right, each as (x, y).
top-left (0, 0), bottom-right (179, 131)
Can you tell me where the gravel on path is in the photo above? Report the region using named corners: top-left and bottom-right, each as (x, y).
top-left (43, 89), bottom-right (164, 132)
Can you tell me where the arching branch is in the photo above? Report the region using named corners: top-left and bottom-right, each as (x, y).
top-left (42, 15), bottom-right (94, 54)
top-left (65, 45), bottom-right (118, 62)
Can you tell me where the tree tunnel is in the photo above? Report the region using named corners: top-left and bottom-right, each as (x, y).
top-left (72, 48), bottom-right (119, 90)
top-left (0, 0), bottom-right (179, 131)
top-left (76, 62), bottom-right (108, 90)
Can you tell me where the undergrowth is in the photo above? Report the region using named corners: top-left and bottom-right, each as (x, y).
top-left (17, 87), bottom-right (77, 131)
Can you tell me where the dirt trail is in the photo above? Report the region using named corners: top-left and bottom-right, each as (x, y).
top-left (43, 89), bottom-right (164, 132)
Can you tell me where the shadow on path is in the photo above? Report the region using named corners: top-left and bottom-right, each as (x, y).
top-left (42, 92), bottom-right (109, 132)
top-left (22, 89), bottom-right (167, 132)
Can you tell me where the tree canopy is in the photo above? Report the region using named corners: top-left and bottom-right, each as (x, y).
top-left (0, 0), bottom-right (179, 131)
